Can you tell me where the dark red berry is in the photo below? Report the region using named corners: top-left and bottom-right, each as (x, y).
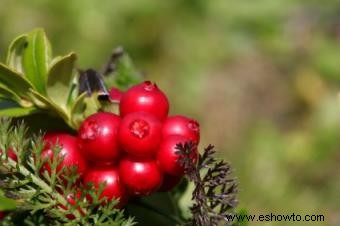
top-left (58, 192), bottom-right (85, 219)
top-left (83, 168), bottom-right (127, 207)
top-left (109, 87), bottom-right (123, 102)
top-left (162, 115), bottom-right (200, 143)
top-left (120, 81), bottom-right (169, 121)
top-left (0, 148), bottom-right (17, 161)
top-left (119, 112), bottom-right (162, 157)
top-left (0, 211), bottom-right (6, 220)
top-left (78, 112), bottom-right (121, 165)
top-left (119, 157), bottom-right (163, 196)
top-left (157, 135), bottom-right (198, 176)
top-left (41, 133), bottom-right (87, 177)
top-left (158, 174), bottom-right (182, 192)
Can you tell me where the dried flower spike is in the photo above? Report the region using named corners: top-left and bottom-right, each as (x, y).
top-left (176, 142), bottom-right (238, 226)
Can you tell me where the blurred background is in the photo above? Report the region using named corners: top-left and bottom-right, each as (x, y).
top-left (0, 0), bottom-right (339, 225)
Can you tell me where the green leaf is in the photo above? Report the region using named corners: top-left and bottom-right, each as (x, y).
top-left (6, 34), bottom-right (28, 73)
top-left (0, 99), bottom-right (37, 117)
top-left (126, 193), bottom-right (182, 226)
top-left (46, 53), bottom-right (77, 111)
top-left (83, 93), bottom-right (101, 117)
top-left (70, 92), bottom-right (87, 129)
top-left (69, 92), bottom-right (102, 129)
top-left (22, 29), bottom-right (52, 94)
top-left (0, 63), bottom-right (35, 98)
top-left (29, 89), bottom-right (69, 122)
top-left (0, 84), bottom-right (23, 104)
top-left (104, 51), bottom-right (142, 90)
top-left (0, 194), bottom-right (16, 211)
top-left (0, 105), bottom-right (38, 117)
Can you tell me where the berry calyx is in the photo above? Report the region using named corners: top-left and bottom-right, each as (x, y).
top-left (119, 157), bottom-right (163, 196)
top-left (119, 112), bottom-right (162, 157)
top-left (119, 81), bottom-right (169, 121)
top-left (162, 115), bottom-right (200, 143)
top-left (78, 112), bottom-right (121, 165)
top-left (83, 168), bottom-right (127, 207)
top-left (157, 135), bottom-right (198, 176)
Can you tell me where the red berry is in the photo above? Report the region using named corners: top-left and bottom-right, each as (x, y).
top-left (120, 81), bottom-right (169, 121)
top-left (109, 87), bottom-right (123, 102)
top-left (0, 211), bottom-right (6, 220)
top-left (119, 157), bottom-right (163, 196)
top-left (58, 192), bottom-right (85, 219)
top-left (78, 112), bottom-right (121, 165)
top-left (83, 168), bottom-right (127, 207)
top-left (0, 148), bottom-right (17, 161)
top-left (119, 112), bottom-right (162, 157)
top-left (162, 115), bottom-right (200, 143)
top-left (158, 174), bottom-right (182, 192)
top-left (41, 134), bottom-right (87, 177)
top-left (157, 135), bottom-right (198, 176)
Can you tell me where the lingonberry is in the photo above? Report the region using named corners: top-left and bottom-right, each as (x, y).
top-left (78, 112), bottom-right (121, 165)
top-left (0, 148), bottom-right (17, 161)
top-left (119, 112), bottom-right (162, 157)
top-left (119, 81), bottom-right (169, 121)
top-left (162, 115), bottom-right (200, 143)
top-left (119, 157), bottom-right (163, 196)
top-left (58, 192), bottom-right (85, 219)
top-left (41, 133), bottom-right (87, 177)
top-left (0, 211), bottom-right (6, 220)
top-left (158, 174), bottom-right (183, 192)
top-left (83, 168), bottom-right (127, 207)
top-left (109, 87), bottom-right (123, 102)
top-left (157, 135), bottom-right (198, 176)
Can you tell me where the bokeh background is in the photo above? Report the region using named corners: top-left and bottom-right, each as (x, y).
top-left (0, 0), bottom-right (339, 225)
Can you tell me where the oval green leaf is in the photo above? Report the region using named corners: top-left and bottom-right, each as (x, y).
top-left (70, 92), bottom-right (87, 129)
top-left (0, 100), bottom-right (38, 117)
top-left (22, 29), bottom-right (52, 94)
top-left (6, 34), bottom-right (28, 73)
top-left (46, 53), bottom-right (77, 111)
top-left (29, 89), bottom-right (69, 122)
top-left (0, 63), bottom-right (35, 98)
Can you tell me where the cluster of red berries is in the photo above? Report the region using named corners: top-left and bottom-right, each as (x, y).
top-left (41, 81), bottom-right (200, 207)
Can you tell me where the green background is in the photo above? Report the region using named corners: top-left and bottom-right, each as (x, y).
top-left (0, 0), bottom-right (339, 225)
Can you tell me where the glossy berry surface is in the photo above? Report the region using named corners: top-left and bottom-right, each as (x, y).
top-left (158, 174), bottom-right (182, 192)
top-left (119, 112), bottom-right (162, 157)
top-left (41, 134), bottom-right (87, 176)
top-left (157, 135), bottom-right (198, 176)
top-left (83, 168), bottom-right (127, 207)
top-left (78, 112), bottom-right (121, 165)
top-left (162, 115), bottom-right (200, 143)
top-left (119, 157), bottom-right (163, 196)
top-left (119, 81), bottom-right (169, 121)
